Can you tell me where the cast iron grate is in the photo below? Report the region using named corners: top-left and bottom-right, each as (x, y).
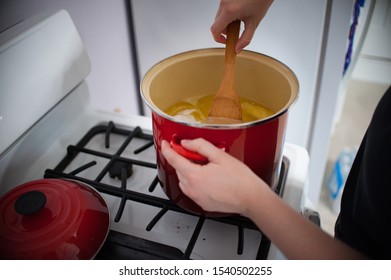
top-left (44, 121), bottom-right (287, 259)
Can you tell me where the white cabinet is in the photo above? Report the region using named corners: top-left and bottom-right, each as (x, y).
top-left (0, 0), bottom-right (139, 115)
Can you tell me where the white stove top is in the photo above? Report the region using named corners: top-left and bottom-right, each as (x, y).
top-left (0, 82), bottom-right (309, 259)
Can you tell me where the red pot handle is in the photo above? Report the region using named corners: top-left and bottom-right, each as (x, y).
top-left (170, 134), bottom-right (227, 164)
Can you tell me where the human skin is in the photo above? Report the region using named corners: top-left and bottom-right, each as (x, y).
top-left (161, 138), bottom-right (365, 259)
top-left (211, 0), bottom-right (274, 53)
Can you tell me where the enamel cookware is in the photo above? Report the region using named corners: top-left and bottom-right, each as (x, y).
top-left (0, 179), bottom-right (110, 259)
top-left (141, 49), bottom-right (299, 216)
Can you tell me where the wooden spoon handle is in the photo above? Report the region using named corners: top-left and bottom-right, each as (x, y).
top-left (225, 20), bottom-right (241, 65)
top-left (207, 20), bottom-right (243, 123)
top-left (219, 20), bottom-right (240, 96)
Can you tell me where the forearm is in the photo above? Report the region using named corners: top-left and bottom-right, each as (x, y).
top-left (244, 184), bottom-right (366, 259)
top-left (162, 138), bottom-right (365, 259)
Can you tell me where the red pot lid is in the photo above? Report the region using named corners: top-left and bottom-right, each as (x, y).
top-left (0, 179), bottom-right (110, 260)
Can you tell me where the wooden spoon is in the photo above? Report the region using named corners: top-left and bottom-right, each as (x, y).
top-left (207, 20), bottom-right (242, 124)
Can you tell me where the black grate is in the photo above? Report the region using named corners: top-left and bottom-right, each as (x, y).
top-left (44, 121), bottom-right (287, 259)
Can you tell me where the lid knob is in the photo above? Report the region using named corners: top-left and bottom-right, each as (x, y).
top-left (14, 190), bottom-right (47, 215)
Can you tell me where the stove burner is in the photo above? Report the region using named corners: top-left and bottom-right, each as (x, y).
top-left (109, 161), bottom-right (133, 179)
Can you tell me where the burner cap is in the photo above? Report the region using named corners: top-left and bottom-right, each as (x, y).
top-left (109, 161), bottom-right (133, 179)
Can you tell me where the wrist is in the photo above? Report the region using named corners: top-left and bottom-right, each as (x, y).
top-left (239, 176), bottom-right (270, 218)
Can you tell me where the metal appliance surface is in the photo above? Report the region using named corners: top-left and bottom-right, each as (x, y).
top-left (0, 9), bottom-right (312, 260)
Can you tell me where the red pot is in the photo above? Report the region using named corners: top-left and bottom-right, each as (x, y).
top-left (0, 179), bottom-right (110, 259)
top-left (141, 49), bottom-right (298, 216)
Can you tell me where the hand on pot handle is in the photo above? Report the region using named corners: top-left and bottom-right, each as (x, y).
top-left (170, 134), bottom-right (227, 164)
top-left (161, 138), bottom-right (269, 215)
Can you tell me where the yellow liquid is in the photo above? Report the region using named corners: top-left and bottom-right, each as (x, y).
top-left (165, 94), bottom-right (274, 123)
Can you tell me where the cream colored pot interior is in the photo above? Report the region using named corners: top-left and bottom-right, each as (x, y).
top-left (141, 49), bottom-right (299, 123)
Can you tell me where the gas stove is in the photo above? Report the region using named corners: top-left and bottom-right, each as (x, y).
top-left (40, 119), bottom-right (284, 259)
top-left (0, 92), bottom-right (307, 259)
top-left (41, 119), bottom-right (292, 260)
top-left (0, 87), bottom-right (310, 259)
top-left (0, 9), bottom-right (313, 260)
